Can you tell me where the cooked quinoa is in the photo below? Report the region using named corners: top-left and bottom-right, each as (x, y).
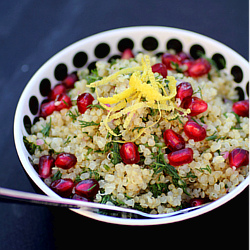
top-left (25, 52), bottom-right (249, 215)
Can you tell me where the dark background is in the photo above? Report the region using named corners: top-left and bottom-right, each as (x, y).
top-left (0, 0), bottom-right (249, 249)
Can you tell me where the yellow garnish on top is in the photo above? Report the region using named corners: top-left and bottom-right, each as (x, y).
top-left (88, 55), bottom-right (190, 141)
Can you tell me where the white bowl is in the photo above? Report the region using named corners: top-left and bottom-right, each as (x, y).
top-left (14, 26), bottom-right (249, 226)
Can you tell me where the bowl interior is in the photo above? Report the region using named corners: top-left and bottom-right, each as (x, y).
top-left (14, 26), bottom-right (249, 225)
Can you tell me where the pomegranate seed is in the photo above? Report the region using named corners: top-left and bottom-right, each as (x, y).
top-left (39, 100), bottom-right (56, 118)
top-left (189, 198), bottom-right (207, 207)
top-left (152, 63), bottom-right (168, 78)
top-left (184, 121), bottom-right (207, 141)
top-left (120, 142), bottom-right (140, 165)
top-left (50, 178), bottom-right (74, 197)
top-left (168, 148), bottom-right (193, 166)
top-left (62, 73), bottom-right (78, 89)
top-left (38, 155), bottom-right (55, 178)
top-left (188, 58), bottom-right (211, 77)
top-left (181, 96), bottom-right (208, 116)
top-left (77, 93), bottom-right (94, 114)
top-left (163, 129), bottom-right (185, 151)
top-left (177, 51), bottom-right (190, 62)
top-left (176, 82), bottom-right (193, 101)
top-left (182, 59), bottom-right (194, 73)
top-left (54, 93), bottom-right (72, 111)
top-left (232, 100), bottom-right (249, 117)
top-left (229, 148), bottom-right (249, 169)
top-left (72, 194), bottom-right (91, 202)
top-left (55, 153), bottom-right (77, 169)
top-left (48, 84), bottom-right (66, 100)
top-left (162, 53), bottom-right (181, 70)
top-left (121, 48), bottom-right (134, 59)
top-left (75, 179), bottom-right (99, 198)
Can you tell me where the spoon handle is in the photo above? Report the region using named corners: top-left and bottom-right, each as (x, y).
top-left (0, 187), bottom-right (210, 219)
top-left (0, 187), bottom-right (149, 217)
top-left (0, 187), bottom-right (79, 208)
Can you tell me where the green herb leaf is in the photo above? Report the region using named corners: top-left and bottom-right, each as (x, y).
top-left (87, 184), bottom-right (97, 191)
top-left (23, 136), bottom-right (40, 155)
top-left (83, 69), bottom-right (102, 85)
top-left (64, 136), bottom-right (71, 145)
top-left (201, 165), bottom-right (212, 174)
top-left (110, 141), bottom-right (122, 165)
top-left (206, 134), bottom-right (217, 141)
top-left (223, 112), bottom-right (228, 118)
top-left (170, 61), bottom-right (184, 73)
top-left (87, 104), bottom-right (106, 110)
top-left (193, 86), bottom-right (203, 99)
top-left (75, 175), bottom-right (82, 183)
top-left (184, 171), bottom-right (197, 179)
top-left (132, 126), bottom-right (144, 133)
top-left (51, 170), bottom-right (62, 181)
top-left (67, 108), bottom-right (80, 122)
top-left (231, 111), bottom-right (241, 123)
top-left (79, 120), bottom-right (100, 128)
top-left (41, 117), bottom-right (52, 137)
top-left (149, 183), bottom-right (169, 198)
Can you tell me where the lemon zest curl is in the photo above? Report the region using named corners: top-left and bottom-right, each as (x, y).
top-left (88, 55), bottom-right (190, 141)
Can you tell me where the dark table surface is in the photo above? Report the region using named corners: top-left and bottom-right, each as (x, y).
top-left (0, 0), bottom-right (249, 249)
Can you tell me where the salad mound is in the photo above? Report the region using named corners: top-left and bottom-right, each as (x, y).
top-left (24, 49), bottom-right (249, 216)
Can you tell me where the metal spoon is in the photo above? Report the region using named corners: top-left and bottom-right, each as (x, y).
top-left (0, 187), bottom-right (210, 219)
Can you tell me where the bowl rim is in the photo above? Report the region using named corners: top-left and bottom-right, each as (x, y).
top-left (14, 26), bottom-right (249, 226)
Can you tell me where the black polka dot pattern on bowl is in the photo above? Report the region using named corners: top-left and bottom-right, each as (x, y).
top-left (88, 61), bottom-right (97, 71)
top-left (94, 43), bottom-right (110, 58)
top-left (54, 63), bottom-right (68, 81)
top-left (142, 36), bottom-right (158, 51)
top-left (29, 96), bottom-right (39, 115)
top-left (167, 39), bottom-right (183, 53)
top-left (235, 86), bottom-right (245, 101)
top-left (212, 53), bottom-right (226, 70)
top-left (23, 115), bottom-right (32, 134)
top-left (118, 38), bottom-right (134, 52)
top-left (190, 44), bottom-right (205, 59)
top-left (246, 82), bottom-right (249, 97)
top-left (73, 51), bottom-right (88, 68)
top-left (39, 78), bottom-right (51, 97)
top-left (33, 116), bottom-right (40, 125)
top-left (231, 65), bottom-right (243, 83)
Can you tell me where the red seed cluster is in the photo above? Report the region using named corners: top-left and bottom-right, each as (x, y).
top-left (162, 77), bottom-right (209, 166)
top-left (38, 151), bottom-right (99, 199)
top-left (39, 72), bottom-right (78, 118)
top-left (161, 52), bottom-right (211, 77)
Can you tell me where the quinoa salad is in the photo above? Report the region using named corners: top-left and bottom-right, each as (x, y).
top-left (24, 48), bottom-right (249, 216)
